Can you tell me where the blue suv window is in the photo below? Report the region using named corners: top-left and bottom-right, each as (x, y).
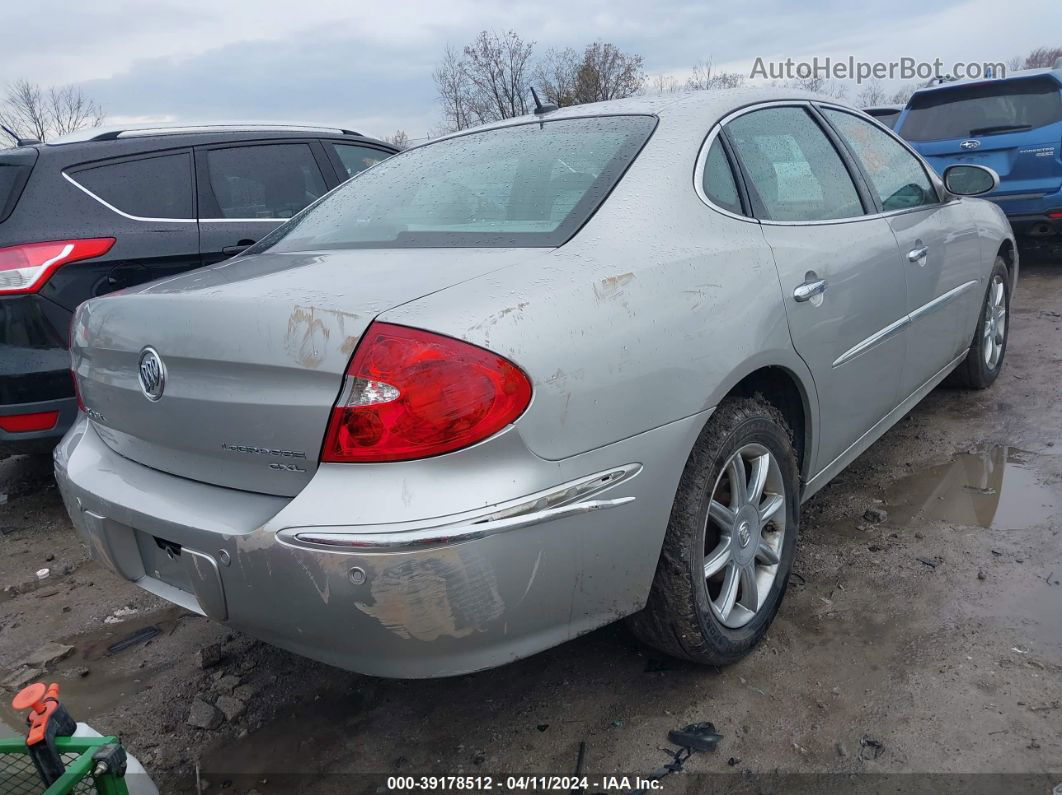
top-left (901, 77), bottom-right (1062, 142)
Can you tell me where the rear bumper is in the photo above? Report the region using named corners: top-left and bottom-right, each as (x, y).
top-left (0, 294), bottom-right (76, 453)
top-left (1004, 212), bottom-right (1062, 239)
top-left (54, 413), bottom-right (704, 677)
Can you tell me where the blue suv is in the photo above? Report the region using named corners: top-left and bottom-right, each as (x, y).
top-left (896, 68), bottom-right (1062, 254)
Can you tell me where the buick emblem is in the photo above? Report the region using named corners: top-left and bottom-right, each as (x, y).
top-left (137, 347), bottom-right (166, 401)
top-left (960, 139), bottom-right (981, 151)
top-left (737, 520), bottom-right (752, 549)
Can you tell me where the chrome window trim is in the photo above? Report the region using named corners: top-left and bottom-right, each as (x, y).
top-left (832, 279), bottom-right (979, 368)
top-left (62, 170), bottom-right (196, 224)
top-left (702, 100), bottom-right (872, 227)
top-left (692, 125), bottom-right (757, 222)
top-left (696, 99), bottom-right (955, 228)
top-left (813, 101), bottom-right (949, 210)
top-left (63, 171), bottom-right (289, 224)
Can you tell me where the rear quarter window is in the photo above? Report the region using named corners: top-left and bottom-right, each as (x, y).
top-left (0, 148), bottom-right (37, 223)
top-left (331, 144), bottom-right (392, 178)
top-left (70, 152), bottom-right (194, 219)
top-left (901, 77), bottom-right (1062, 141)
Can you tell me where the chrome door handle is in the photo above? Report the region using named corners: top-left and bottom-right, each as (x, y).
top-left (908, 246), bottom-right (929, 264)
top-left (793, 279), bottom-right (827, 302)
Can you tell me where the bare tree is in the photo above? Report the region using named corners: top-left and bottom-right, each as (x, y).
top-left (686, 58), bottom-right (745, 91)
top-left (462, 30), bottom-right (535, 123)
top-left (534, 47), bottom-right (580, 106)
top-left (432, 45), bottom-right (475, 132)
top-left (533, 41), bottom-right (644, 107)
top-left (781, 75), bottom-right (848, 100)
top-left (646, 72), bottom-right (682, 95)
top-left (1006, 55), bottom-right (1024, 73)
top-left (385, 130), bottom-right (410, 149)
top-left (570, 42), bottom-right (645, 103)
top-left (856, 79), bottom-right (887, 107)
top-left (1022, 46), bottom-right (1062, 69)
top-left (0, 79), bottom-right (103, 145)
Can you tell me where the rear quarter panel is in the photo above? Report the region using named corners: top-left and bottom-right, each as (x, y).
top-left (381, 107), bottom-right (817, 464)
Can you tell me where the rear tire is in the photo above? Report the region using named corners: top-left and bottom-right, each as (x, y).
top-left (628, 397), bottom-right (799, 666)
top-left (948, 256), bottom-right (1010, 389)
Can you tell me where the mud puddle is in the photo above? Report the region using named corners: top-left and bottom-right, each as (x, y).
top-left (0, 607), bottom-right (190, 730)
top-left (884, 446), bottom-right (1061, 529)
top-left (194, 683), bottom-right (371, 790)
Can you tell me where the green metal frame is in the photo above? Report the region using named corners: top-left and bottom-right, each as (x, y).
top-left (0, 735), bottom-right (130, 795)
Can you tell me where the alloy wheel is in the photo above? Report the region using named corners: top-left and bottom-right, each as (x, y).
top-left (703, 443), bottom-right (787, 629)
top-left (982, 274), bottom-right (1006, 370)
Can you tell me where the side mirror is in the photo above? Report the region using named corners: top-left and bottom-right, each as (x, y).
top-left (943, 164), bottom-right (999, 196)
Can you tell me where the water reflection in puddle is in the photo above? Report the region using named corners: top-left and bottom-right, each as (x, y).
top-left (886, 447), bottom-right (1060, 529)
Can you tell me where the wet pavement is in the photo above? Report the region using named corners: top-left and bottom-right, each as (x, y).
top-left (1, 258), bottom-right (1061, 792)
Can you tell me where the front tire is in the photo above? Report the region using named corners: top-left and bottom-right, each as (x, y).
top-left (949, 256), bottom-right (1010, 389)
top-left (628, 397), bottom-right (799, 666)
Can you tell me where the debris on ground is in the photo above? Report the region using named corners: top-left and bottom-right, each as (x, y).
top-left (107, 625), bottom-right (160, 655)
top-left (104, 606), bottom-right (140, 624)
top-left (215, 695), bottom-right (246, 722)
top-left (859, 735), bottom-right (885, 760)
top-left (187, 699), bottom-right (222, 730)
top-left (863, 507), bottom-right (888, 524)
top-left (195, 642), bottom-right (226, 670)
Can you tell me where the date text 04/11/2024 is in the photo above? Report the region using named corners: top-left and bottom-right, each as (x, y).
top-left (385, 776), bottom-right (665, 791)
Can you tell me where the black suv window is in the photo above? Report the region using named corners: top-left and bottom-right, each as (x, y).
top-left (900, 76), bottom-right (1062, 141)
top-left (72, 152), bottom-right (194, 219)
top-left (204, 143), bottom-right (327, 219)
top-left (726, 107), bottom-right (864, 222)
top-left (822, 108), bottom-right (938, 211)
top-left (331, 144), bottom-right (391, 178)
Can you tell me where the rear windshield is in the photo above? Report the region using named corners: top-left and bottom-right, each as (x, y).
top-left (901, 77), bottom-right (1062, 141)
top-left (254, 115), bottom-right (656, 251)
top-left (0, 148), bottom-right (37, 223)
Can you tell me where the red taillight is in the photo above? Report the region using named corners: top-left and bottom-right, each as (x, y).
top-left (0, 411), bottom-right (59, 433)
top-left (321, 323), bottom-right (532, 463)
top-left (0, 238), bottom-right (115, 295)
top-left (1048, 210), bottom-right (1062, 219)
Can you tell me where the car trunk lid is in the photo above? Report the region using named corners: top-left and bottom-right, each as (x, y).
top-left (72, 247), bottom-right (544, 496)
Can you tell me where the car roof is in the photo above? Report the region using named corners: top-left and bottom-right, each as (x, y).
top-left (23, 123), bottom-right (395, 161)
top-left (910, 67), bottom-right (1062, 99)
top-left (48, 122), bottom-right (367, 145)
top-left (421, 86), bottom-right (834, 145)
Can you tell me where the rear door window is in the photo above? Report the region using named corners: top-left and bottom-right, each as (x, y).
top-left (71, 152), bottom-right (194, 219)
top-left (725, 106), bottom-right (865, 222)
top-left (822, 108), bottom-right (938, 211)
top-left (331, 144), bottom-right (392, 178)
top-left (203, 143), bottom-right (328, 219)
top-left (900, 77), bottom-right (1062, 141)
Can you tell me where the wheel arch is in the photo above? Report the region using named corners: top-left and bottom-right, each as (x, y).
top-left (997, 237), bottom-right (1018, 291)
top-left (708, 359), bottom-right (817, 488)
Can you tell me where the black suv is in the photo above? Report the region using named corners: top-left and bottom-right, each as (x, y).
top-left (0, 124), bottom-right (397, 453)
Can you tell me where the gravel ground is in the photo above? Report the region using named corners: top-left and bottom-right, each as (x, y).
top-left (1, 257), bottom-right (1060, 794)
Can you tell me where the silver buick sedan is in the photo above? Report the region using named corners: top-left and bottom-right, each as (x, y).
top-left (56, 89), bottom-right (1016, 678)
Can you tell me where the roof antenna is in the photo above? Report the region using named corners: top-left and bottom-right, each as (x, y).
top-left (1, 124), bottom-right (40, 147)
top-left (530, 86), bottom-right (558, 116)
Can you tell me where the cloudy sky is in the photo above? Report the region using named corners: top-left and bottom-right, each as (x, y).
top-left (3, 0), bottom-right (1058, 140)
